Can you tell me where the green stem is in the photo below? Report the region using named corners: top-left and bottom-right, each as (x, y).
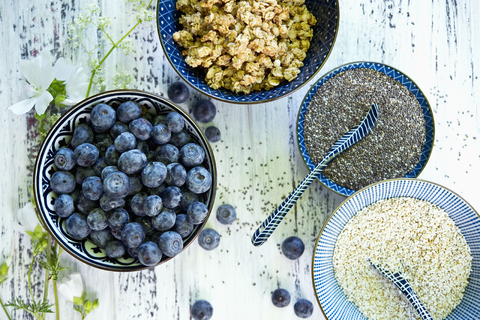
top-left (53, 280), bottom-right (59, 320)
top-left (42, 235), bottom-right (52, 305)
top-left (0, 297), bottom-right (12, 320)
top-left (28, 251), bottom-right (39, 320)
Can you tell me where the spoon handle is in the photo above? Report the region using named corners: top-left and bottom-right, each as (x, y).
top-left (251, 103), bottom-right (379, 247)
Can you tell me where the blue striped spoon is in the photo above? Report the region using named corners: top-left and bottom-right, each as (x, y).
top-left (251, 103), bottom-right (380, 246)
top-left (369, 261), bottom-right (433, 320)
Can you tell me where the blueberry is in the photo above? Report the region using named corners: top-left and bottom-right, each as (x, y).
top-left (90, 103), bottom-right (116, 131)
top-left (129, 118), bottom-right (153, 141)
top-left (179, 190), bottom-right (201, 211)
top-left (74, 143), bottom-right (99, 167)
top-left (197, 228), bottom-right (220, 250)
top-left (160, 186), bottom-right (183, 209)
top-left (92, 157), bottom-right (107, 176)
top-left (70, 124), bottom-right (94, 149)
top-left (294, 299), bottom-right (314, 318)
top-left (281, 236), bottom-right (305, 260)
top-left (117, 101), bottom-right (142, 123)
top-left (50, 171), bottom-right (76, 194)
top-left (186, 167), bottom-right (212, 194)
top-left (169, 131), bottom-right (192, 148)
top-left (167, 82), bottom-right (190, 104)
top-left (128, 174), bottom-right (143, 196)
top-left (158, 231), bottom-right (183, 257)
top-left (130, 192), bottom-right (148, 216)
top-left (110, 228), bottom-right (123, 240)
top-left (90, 229), bottom-right (114, 249)
top-left (54, 148), bottom-right (76, 171)
top-left (94, 133), bottom-right (113, 157)
top-left (76, 193), bottom-right (99, 214)
top-left (216, 204), bottom-right (236, 225)
top-left (75, 166), bottom-right (96, 185)
top-left (121, 222), bottom-right (146, 248)
top-left (114, 132), bottom-right (137, 153)
top-left (65, 213), bottom-right (91, 240)
top-left (138, 241), bottom-right (162, 266)
top-left (69, 189), bottom-right (81, 204)
top-left (99, 194), bottom-right (125, 212)
top-left (151, 208), bottom-right (176, 231)
top-left (135, 216), bottom-right (155, 235)
top-left (272, 288), bottom-right (291, 308)
top-left (82, 176), bottom-right (104, 201)
top-left (187, 202), bottom-right (208, 225)
top-left (150, 124), bottom-right (171, 145)
top-left (87, 208), bottom-right (108, 231)
top-left (191, 300), bottom-right (213, 320)
top-left (165, 163), bottom-right (187, 187)
top-left (141, 162), bottom-right (167, 188)
top-left (118, 149), bottom-right (148, 174)
top-left (149, 184), bottom-right (166, 197)
top-left (54, 194), bottom-right (75, 217)
top-left (173, 214), bottom-right (194, 239)
top-left (143, 195), bottom-right (163, 217)
top-left (110, 121), bottom-right (129, 139)
top-left (105, 145), bottom-right (120, 166)
top-left (105, 240), bottom-right (126, 258)
top-left (101, 166), bottom-right (119, 180)
top-left (192, 99), bottom-right (216, 123)
top-left (103, 171), bottom-right (131, 199)
top-left (135, 140), bottom-right (150, 154)
top-left (155, 144), bottom-right (179, 165)
top-left (127, 246), bottom-right (139, 258)
top-left (107, 208), bottom-right (130, 230)
top-left (205, 126), bottom-right (221, 143)
top-left (179, 143), bottom-right (205, 167)
top-left (165, 112), bottom-right (185, 133)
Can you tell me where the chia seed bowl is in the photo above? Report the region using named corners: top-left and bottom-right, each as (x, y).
top-left (297, 62), bottom-right (434, 196)
top-left (33, 90), bottom-right (217, 272)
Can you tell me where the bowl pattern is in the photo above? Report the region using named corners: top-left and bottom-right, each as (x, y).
top-left (312, 179), bottom-right (480, 320)
top-left (157, 0), bottom-right (339, 103)
top-left (33, 90), bottom-right (216, 271)
top-left (297, 61), bottom-right (435, 196)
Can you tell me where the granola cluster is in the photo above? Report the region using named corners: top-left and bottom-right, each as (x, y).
top-left (173, 0), bottom-right (316, 94)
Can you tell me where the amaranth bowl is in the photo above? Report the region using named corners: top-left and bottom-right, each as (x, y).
top-left (157, 0), bottom-right (339, 104)
top-left (33, 90), bottom-right (217, 272)
top-left (312, 178), bottom-right (480, 320)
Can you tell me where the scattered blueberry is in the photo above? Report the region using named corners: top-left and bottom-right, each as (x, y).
top-left (130, 192), bottom-right (148, 216)
top-left (205, 126), bottom-right (221, 143)
top-left (167, 81), bottom-right (190, 104)
top-left (92, 157), bottom-right (107, 176)
top-left (169, 131), bottom-right (192, 148)
top-left (192, 99), bottom-right (216, 123)
top-left (160, 186), bottom-right (183, 209)
top-left (105, 240), bottom-right (126, 258)
top-left (53, 194), bottom-right (75, 217)
top-left (99, 194), bottom-right (125, 212)
top-left (91, 103), bottom-right (116, 131)
top-left (90, 229), bottom-right (114, 249)
top-left (165, 112), bottom-right (185, 132)
top-left (82, 176), bottom-right (104, 201)
top-left (138, 241), bottom-right (162, 266)
top-left (179, 143), bottom-right (205, 167)
top-left (101, 166), bottom-right (119, 180)
top-left (114, 132), bottom-right (137, 153)
top-left (197, 228), bottom-right (220, 251)
top-left (155, 144), bottom-right (179, 165)
top-left (110, 121), bottom-right (129, 139)
top-left (173, 214), bottom-right (194, 239)
top-left (70, 124), bottom-right (94, 149)
top-left (117, 101), bottom-right (142, 123)
top-left (65, 213), bottom-right (91, 240)
top-left (87, 208), bottom-right (109, 231)
top-left (158, 231), bottom-right (183, 257)
top-left (75, 166), bottom-right (96, 185)
top-left (216, 204), bottom-right (236, 225)
top-left (76, 193), bottom-right (99, 214)
top-left (143, 195), bottom-right (163, 217)
top-left (187, 202), bottom-right (208, 225)
top-left (165, 163), bottom-right (187, 187)
top-left (151, 208), bottom-right (176, 231)
top-left (121, 222), bottom-right (146, 248)
top-left (107, 208), bottom-right (130, 230)
top-left (104, 145), bottom-right (120, 166)
top-left (272, 288), bottom-right (291, 308)
top-left (294, 299), bottom-right (314, 318)
top-left (118, 149), bottom-right (147, 174)
top-left (129, 118), bottom-right (153, 141)
top-left (191, 300), bottom-right (213, 320)
top-left (281, 236), bottom-right (305, 260)
top-left (54, 148), bottom-right (76, 171)
top-left (50, 171), bottom-right (76, 194)
top-left (150, 123), bottom-right (171, 145)
top-left (186, 167), bottom-right (212, 194)
top-left (74, 143), bottom-right (99, 167)
top-left (103, 171), bottom-right (131, 199)
top-left (141, 162), bottom-right (167, 188)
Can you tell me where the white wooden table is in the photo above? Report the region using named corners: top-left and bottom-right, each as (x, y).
top-left (1, 1), bottom-right (479, 319)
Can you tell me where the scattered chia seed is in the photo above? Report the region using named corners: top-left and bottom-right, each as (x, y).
top-left (304, 68), bottom-right (426, 190)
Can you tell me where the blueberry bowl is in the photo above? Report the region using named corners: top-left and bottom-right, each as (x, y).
top-left (156, 0), bottom-right (339, 104)
top-left (312, 179), bottom-right (480, 320)
top-left (297, 61), bottom-right (435, 197)
top-left (33, 90), bottom-right (217, 272)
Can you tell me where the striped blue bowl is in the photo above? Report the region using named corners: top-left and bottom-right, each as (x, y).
top-left (312, 178), bottom-right (480, 319)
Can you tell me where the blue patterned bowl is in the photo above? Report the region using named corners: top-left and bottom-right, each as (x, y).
top-left (156, 0), bottom-right (339, 104)
top-left (297, 61), bottom-right (435, 196)
top-left (312, 179), bottom-right (480, 320)
top-left (33, 90), bottom-right (217, 272)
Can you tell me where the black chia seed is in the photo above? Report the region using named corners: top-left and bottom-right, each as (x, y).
top-left (303, 68), bottom-right (426, 190)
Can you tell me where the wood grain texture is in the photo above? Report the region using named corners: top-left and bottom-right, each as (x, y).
top-left (0, 0), bottom-right (479, 319)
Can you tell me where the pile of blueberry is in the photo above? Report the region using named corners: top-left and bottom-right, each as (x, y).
top-left (49, 100), bottom-right (213, 267)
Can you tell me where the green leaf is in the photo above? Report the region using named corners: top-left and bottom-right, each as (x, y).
top-left (84, 300), bottom-right (92, 313)
top-left (73, 296), bottom-right (83, 306)
top-left (92, 299), bottom-right (99, 310)
top-left (0, 262), bottom-right (9, 277)
top-left (33, 225), bottom-right (44, 239)
top-left (5, 298), bottom-right (54, 314)
top-left (25, 231), bottom-right (35, 238)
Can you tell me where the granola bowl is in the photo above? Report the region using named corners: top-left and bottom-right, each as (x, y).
top-left (312, 178), bottom-right (480, 320)
top-left (157, 0), bottom-right (339, 104)
top-left (33, 90), bottom-right (217, 272)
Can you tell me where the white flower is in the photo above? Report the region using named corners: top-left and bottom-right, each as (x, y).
top-left (58, 272), bottom-right (84, 302)
top-left (57, 59), bottom-right (90, 106)
top-left (14, 202), bottom-right (40, 234)
top-left (9, 51), bottom-right (55, 115)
